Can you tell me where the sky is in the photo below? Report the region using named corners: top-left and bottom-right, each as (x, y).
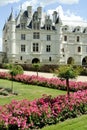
top-left (0, 0), bottom-right (87, 51)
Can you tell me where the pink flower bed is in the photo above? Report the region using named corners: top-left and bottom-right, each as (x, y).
top-left (0, 72), bottom-right (87, 92)
top-left (0, 90), bottom-right (87, 129)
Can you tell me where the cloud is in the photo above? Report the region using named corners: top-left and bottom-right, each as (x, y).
top-left (0, 0), bottom-right (20, 6)
top-left (58, 0), bottom-right (79, 4)
top-left (40, 0), bottom-right (79, 7)
top-left (47, 6), bottom-right (87, 27)
top-left (47, 6), bottom-right (84, 22)
top-left (20, 0), bottom-right (38, 10)
top-left (21, 0), bottom-right (80, 10)
top-left (0, 38), bottom-right (2, 51)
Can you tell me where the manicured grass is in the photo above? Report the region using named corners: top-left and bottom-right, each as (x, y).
top-left (41, 114), bottom-right (87, 130)
top-left (0, 79), bottom-right (66, 105)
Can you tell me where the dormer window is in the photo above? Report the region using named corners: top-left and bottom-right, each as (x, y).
top-left (45, 16), bottom-right (52, 30)
top-left (46, 25), bottom-right (51, 30)
top-left (77, 28), bottom-right (79, 31)
top-left (21, 23), bottom-right (26, 29)
top-left (76, 26), bottom-right (81, 32)
top-left (65, 28), bottom-right (67, 31)
top-left (62, 25), bottom-right (68, 32)
top-left (33, 11), bottom-right (38, 21)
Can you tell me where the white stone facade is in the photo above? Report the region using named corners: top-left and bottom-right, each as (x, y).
top-left (2, 6), bottom-right (87, 65)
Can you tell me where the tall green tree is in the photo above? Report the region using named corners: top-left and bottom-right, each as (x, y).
top-left (55, 65), bottom-right (81, 97)
top-left (5, 64), bottom-right (23, 93)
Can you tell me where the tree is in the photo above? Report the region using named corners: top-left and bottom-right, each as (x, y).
top-left (5, 64), bottom-right (23, 93)
top-left (32, 63), bottom-right (41, 77)
top-left (55, 65), bottom-right (81, 98)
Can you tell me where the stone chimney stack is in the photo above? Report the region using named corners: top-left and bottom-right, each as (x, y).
top-left (37, 7), bottom-right (42, 19)
top-left (27, 6), bottom-right (32, 19)
top-left (53, 11), bottom-right (57, 23)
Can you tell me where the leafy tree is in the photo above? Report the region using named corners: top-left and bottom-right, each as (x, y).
top-left (55, 65), bottom-right (81, 97)
top-left (5, 64), bottom-right (23, 93)
top-left (32, 63), bottom-right (41, 77)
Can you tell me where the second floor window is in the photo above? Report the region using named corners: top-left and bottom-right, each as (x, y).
top-left (33, 32), bottom-right (40, 39)
top-left (47, 35), bottom-right (51, 41)
top-left (33, 43), bottom-right (39, 52)
top-left (21, 34), bottom-right (26, 40)
top-left (46, 45), bottom-right (51, 52)
top-left (21, 45), bottom-right (26, 52)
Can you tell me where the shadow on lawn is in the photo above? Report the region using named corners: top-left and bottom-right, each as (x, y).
top-left (0, 87), bottom-right (18, 96)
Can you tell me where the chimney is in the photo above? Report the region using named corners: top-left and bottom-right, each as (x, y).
top-left (37, 7), bottom-right (42, 19)
top-left (53, 11), bottom-right (57, 23)
top-left (27, 6), bottom-right (32, 19)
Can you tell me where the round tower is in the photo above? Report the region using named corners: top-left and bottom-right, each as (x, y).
top-left (9, 9), bottom-right (16, 62)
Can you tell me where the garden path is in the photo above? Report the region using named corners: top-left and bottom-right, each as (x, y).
top-left (0, 69), bottom-right (87, 82)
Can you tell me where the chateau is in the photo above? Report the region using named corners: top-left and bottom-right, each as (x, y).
top-left (2, 6), bottom-right (87, 65)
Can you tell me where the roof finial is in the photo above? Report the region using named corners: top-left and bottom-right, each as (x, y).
top-left (20, 3), bottom-right (22, 12)
top-left (11, 7), bottom-right (13, 13)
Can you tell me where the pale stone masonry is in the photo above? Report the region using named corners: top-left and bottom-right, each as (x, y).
top-left (2, 6), bottom-right (87, 65)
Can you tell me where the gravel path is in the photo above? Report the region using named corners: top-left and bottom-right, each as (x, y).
top-left (0, 69), bottom-right (87, 82)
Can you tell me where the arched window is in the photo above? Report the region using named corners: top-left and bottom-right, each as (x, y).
top-left (77, 36), bottom-right (80, 42)
top-left (32, 58), bottom-right (40, 63)
top-left (78, 46), bottom-right (81, 52)
top-left (64, 35), bottom-right (67, 41)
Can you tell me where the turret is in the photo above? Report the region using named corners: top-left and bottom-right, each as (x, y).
top-left (9, 9), bottom-right (16, 56)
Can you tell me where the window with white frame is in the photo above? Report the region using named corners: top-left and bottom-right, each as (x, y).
top-left (21, 34), bottom-right (26, 40)
top-left (33, 32), bottom-right (40, 39)
top-left (46, 45), bottom-right (51, 52)
top-left (47, 35), bottom-right (51, 41)
top-left (21, 45), bottom-right (26, 52)
top-left (33, 43), bottom-right (39, 52)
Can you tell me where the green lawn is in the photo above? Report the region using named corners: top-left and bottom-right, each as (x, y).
top-left (0, 79), bottom-right (66, 105)
top-left (41, 114), bottom-right (87, 130)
